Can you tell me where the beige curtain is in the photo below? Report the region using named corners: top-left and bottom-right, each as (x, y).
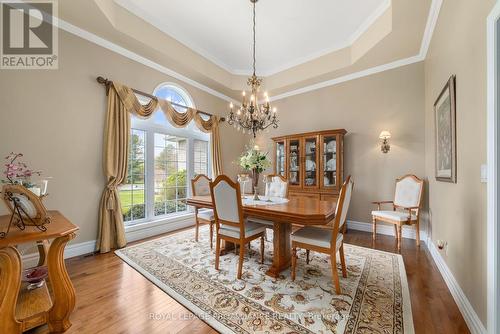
top-left (96, 87), bottom-right (130, 253)
top-left (97, 81), bottom-right (223, 253)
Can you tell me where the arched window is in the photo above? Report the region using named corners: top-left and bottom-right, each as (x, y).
top-left (118, 83), bottom-right (211, 225)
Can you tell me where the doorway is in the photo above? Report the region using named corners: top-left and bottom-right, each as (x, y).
top-left (487, 3), bottom-right (500, 334)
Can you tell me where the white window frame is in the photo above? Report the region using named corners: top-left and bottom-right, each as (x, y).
top-left (124, 83), bottom-right (211, 228)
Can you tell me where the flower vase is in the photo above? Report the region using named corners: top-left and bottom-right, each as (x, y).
top-left (252, 169), bottom-right (260, 200)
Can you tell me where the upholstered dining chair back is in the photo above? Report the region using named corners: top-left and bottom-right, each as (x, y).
top-left (191, 174), bottom-right (211, 196)
top-left (209, 175), bottom-right (243, 225)
top-left (336, 177), bottom-right (353, 230)
top-left (265, 175), bottom-right (288, 198)
top-left (394, 175), bottom-right (423, 213)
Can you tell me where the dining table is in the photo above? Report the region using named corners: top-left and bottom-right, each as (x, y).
top-left (186, 195), bottom-right (337, 278)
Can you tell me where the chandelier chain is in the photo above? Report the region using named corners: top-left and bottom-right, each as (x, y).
top-left (226, 0), bottom-right (279, 138)
top-left (252, 1), bottom-right (256, 76)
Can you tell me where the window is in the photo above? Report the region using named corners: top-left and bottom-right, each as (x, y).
top-left (119, 129), bottom-right (146, 223)
top-left (154, 134), bottom-right (187, 216)
top-left (194, 139), bottom-right (209, 176)
top-left (119, 83), bottom-right (210, 225)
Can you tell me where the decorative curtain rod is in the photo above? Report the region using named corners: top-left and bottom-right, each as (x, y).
top-left (96, 76), bottom-right (225, 122)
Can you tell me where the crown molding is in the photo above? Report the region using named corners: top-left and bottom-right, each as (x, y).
top-left (269, 0), bottom-right (442, 102)
top-left (23, 0), bottom-right (441, 105)
top-left (57, 18), bottom-right (239, 104)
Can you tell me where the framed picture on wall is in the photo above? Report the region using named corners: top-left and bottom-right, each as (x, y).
top-left (434, 75), bottom-right (457, 183)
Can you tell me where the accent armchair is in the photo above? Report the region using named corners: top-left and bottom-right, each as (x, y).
top-left (371, 174), bottom-right (424, 251)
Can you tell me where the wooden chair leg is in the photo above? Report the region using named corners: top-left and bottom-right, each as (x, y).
top-left (372, 216), bottom-right (377, 240)
top-left (237, 243), bottom-right (245, 279)
top-left (195, 216), bottom-right (200, 242)
top-left (260, 236), bottom-right (264, 264)
top-left (397, 225), bottom-right (402, 252)
top-left (248, 242), bottom-right (251, 250)
top-left (209, 221), bottom-right (214, 249)
top-left (339, 244), bottom-right (347, 278)
top-left (330, 253), bottom-right (341, 294)
top-left (291, 247), bottom-right (297, 281)
top-left (394, 224), bottom-right (398, 239)
top-left (306, 249), bottom-right (310, 264)
top-left (215, 236), bottom-right (221, 270)
top-left (415, 220), bottom-right (420, 247)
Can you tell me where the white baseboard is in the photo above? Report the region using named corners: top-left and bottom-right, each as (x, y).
top-left (348, 219), bottom-right (485, 333)
top-left (125, 214), bottom-right (195, 243)
top-left (22, 216), bottom-right (196, 268)
top-left (347, 220), bottom-right (427, 241)
top-left (22, 239), bottom-right (97, 268)
top-left (427, 241), bottom-right (486, 334)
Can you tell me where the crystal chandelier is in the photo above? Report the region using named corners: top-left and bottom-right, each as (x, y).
top-left (228, 0), bottom-right (278, 138)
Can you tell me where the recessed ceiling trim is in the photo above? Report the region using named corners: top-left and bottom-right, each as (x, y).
top-left (268, 55), bottom-right (424, 102)
top-left (419, 0), bottom-right (443, 58)
top-left (113, 0), bottom-right (238, 75)
top-left (231, 0), bottom-right (392, 76)
top-left (269, 0), bottom-right (442, 102)
top-left (115, 0), bottom-right (392, 77)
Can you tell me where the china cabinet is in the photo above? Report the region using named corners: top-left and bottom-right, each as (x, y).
top-left (272, 129), bottom-right (346, 203)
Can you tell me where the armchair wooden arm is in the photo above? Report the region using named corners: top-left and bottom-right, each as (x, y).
top-left (371, 201), bottom-right (394, 210)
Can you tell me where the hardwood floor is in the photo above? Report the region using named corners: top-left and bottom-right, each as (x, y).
top-left (29, 228), bottom-right (469, 334)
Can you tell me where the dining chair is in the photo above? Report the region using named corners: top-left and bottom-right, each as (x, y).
top-left (291, 176), bottom-right (353, 294)
top-left (191, 174), bottom-right (215, 248)
top-left (247, 174), bottom-right (289, 242)
top-left (371, 174), bottom-right (424, 251)
top-left (210, 175), bottom-right (267, 279)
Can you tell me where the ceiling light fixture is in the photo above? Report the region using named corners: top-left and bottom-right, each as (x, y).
top-left (227, 0), bottom-right (278, 138)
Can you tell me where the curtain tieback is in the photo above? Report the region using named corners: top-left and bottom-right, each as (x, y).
top-left (105, 185), bottom-right (117, 210)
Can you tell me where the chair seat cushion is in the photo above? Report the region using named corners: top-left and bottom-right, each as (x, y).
top-left (371, 210), bottom-right (416, 222)
top-left (197, 209), bottom-right (214, 221)
top-left (291, 227), bottom-right (343, 250)
top-left (247, 217), bottom-right (274, 226)
top-left (219, 221), bottom-right (266, 239)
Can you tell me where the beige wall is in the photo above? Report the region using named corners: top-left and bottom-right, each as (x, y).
top-left (0, 30), bottom-right (246, 245)
top-left (256, 62), bottom-right (426, 226)
top-left (424, 0), bottom-right (495, 325)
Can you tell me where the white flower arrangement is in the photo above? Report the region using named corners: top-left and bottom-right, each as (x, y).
top-left (238, 145), bottom-right (271, 173)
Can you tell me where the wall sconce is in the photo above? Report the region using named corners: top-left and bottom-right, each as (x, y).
top-left (379, 130), bottom-right (391, 153)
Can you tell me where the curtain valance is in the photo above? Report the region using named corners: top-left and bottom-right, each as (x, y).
top-left (112, 82), bottom-right (218, 133)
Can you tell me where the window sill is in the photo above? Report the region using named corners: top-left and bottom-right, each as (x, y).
top-left (124, 212), bottom-right (195, 243)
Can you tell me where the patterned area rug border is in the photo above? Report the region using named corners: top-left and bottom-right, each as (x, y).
top-left (115, 228), bottom-right (414, 334)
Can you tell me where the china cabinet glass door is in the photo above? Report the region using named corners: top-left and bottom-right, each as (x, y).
top-left (303, 136), bottom-right (319, 189)
top-left (275, 141), bottom-right (286, 177)
top-left (288, 138), bottom-right (301, 187)
top-left (321, 135), bottom-right (337, 188)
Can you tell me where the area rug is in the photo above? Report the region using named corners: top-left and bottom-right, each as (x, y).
top-left (115, 226), bottom-right (414, 334)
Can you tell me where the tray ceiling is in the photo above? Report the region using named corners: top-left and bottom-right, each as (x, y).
top-left (114, 0), bottom-right (390, 76)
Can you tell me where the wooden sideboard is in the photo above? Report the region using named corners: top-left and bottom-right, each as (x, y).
top-left (0, 211), bottom-right (78, 333)
top-left (273, 129), bottom-right (346, 203)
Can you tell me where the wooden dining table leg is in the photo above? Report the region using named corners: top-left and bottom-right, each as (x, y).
top-left (266, 221), bottom-right (292, 278)
top-left (0, 246), bottom-right (22, 334)
top-left (48, 233), bottom-right (76, 332)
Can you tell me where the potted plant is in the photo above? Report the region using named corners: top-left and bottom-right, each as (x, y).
top-left (2, 152), bottom-right (43, 195)
top-left (238, 145), bottom-right (271, 197)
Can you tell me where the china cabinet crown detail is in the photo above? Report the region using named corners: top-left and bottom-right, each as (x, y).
top-left (273, 129), bottom-right (346, 202)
